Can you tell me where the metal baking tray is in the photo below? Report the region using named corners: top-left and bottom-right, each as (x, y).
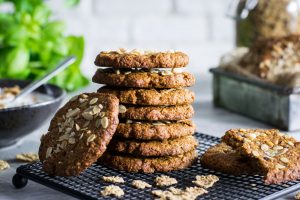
top-left (12, 132), bottom-right (300, 200)
top-left (210, 68), bottom-right (300, 131)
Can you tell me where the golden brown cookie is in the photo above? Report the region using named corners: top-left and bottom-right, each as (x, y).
top-left (94, 49), bottom-right (189, 68)
top-left (115, 120), bottom-right (196, 140)
top-left (97, 87), bottom-right (195, 106)
top-left (200, 143), bottom-right (259, 175)
top-left (109, 135), bottom-right (198, 157)
top-left (39, 93), bottom-right (119, 176)
top-left (92, 68), bottom-right (195, 89)
top-left (119, 105), bottom-right (194, 121)
top-left (99, 150), bottom-right (197, 173)
top-left (222, 128), bottom-right (300, 184)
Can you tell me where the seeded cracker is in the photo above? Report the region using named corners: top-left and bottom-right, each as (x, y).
top-left (155, 175), bottom-right (178, 187)
top-left (192, 175), bottom-right (219, 188)
top-left (132, 180), bottom-right (152, 189)
top-left (102, 176), bottom-right (125, 184)
top-left (0, 160), bottom-right (10, 171)
top-left (16, 153), bottom-right (39, 162)
top-left (39, 93), bottom-right (119, 176)
top-left (101, 185), bottom-right (124, 198)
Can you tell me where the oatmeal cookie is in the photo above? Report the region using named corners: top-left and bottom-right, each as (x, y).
top-left (109, 135), bottom-right (198, 157)
top-left (97, 87), bottom-right (195, 106)
top-left (99, 150), bottom-right (197, 173)
top-left (94, 49), bottom-right (189, 68)
top-left (115, 120), bottom-right (195, 140)
top-left (222, 128), bottom-right (300, 184)
top-left (39, 93), bottom-right (119, 176)
top-left (200, 143), bottom-right (259, 175)
top-left (92, 69), bottom-right (195, 88)
top-left (119, 105), bottom-right (194, 121)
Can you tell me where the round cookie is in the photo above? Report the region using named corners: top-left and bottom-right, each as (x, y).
top-left (109, 135), bottom-right (198, 157)
top-left (94, 49), bottom-right (189, 68)
top-left (200, 143), bottom-right (259, 175)
top-left (39, 93), bottom-right (119, 176)
top-left (99, 150), bottom-right (197, 173)
top-left (115, 120), bottom-right (196, 140)
top-left (92, 69), bottom-right (195, 89)
top-left (119, 104), bottom-right (194, 121)
top-left (97, 87), bottom-right (195, 106)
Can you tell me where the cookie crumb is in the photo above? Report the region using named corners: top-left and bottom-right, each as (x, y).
top-left (192, 175), bottom-right (219, 188)
top-left (100, 185), bottom-right (124, 198)
top-left (102, 176), bottom-right (125, 184)
top-left (0, 160), bottom-right (10, 171)
top-left (132, 180), bottom-right (152, 189)
top-left (155, 175), bottom-right (178, 187)
top-left (295, 191), bottom-right (300, 199)
top-left (152, 186), bottom-right (207, 200)
top-left (16, 153), bottom-right (39, 162)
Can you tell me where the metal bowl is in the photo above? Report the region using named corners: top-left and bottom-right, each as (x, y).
top-left (0, 79), bottom-right (65, 147)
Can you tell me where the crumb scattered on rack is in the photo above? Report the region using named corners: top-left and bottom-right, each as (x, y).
top-left (152, 186), bottom-right (207, 200)
top-left (0, 160), bottom-right (10, 171)
top-left (102, 176), bottom-right (125, 184)
top-left (295, 191), bottom-right (300, 199)
top-left (192, 175), bottom-right (219, 188)
top-left (155, 175), bottom-right (178, 187)
top-left (132, 180), bottom-right (152, 189)
top-left (100, 185), bottom-right (124, 198)
top-left (16, 153), bottom-right (39, 162)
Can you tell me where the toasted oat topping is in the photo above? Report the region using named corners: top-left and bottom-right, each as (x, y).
top-left (132, 180), bottom-right (152, 189)
top-left (102, 176), bottom-right (125, 184)
top-left (152, 186), bottom-right (207, 200)
top-left (155, 175), bottom-right (178, 187)
top-left (192, 175), bottom-right (219, 188)
top-left (100, 185), bottom-right (124, 198)
top-left (16, 153), bottom-right (39, 162)
top-left (0, 160), bottom-right (10, 171)
top-left (295, 191), bottom-right (300, 199)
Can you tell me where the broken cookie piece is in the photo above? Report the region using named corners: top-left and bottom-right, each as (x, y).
top-left (222, 129), bottom-right (300, 184)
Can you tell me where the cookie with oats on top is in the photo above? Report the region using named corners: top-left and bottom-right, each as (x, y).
top-left (39, 93), bottom-right (119, 176)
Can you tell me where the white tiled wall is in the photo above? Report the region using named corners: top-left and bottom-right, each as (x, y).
top-left (47, 0), bottom-right (235, 77)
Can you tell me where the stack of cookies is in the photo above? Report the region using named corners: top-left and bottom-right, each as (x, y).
top-left (92, 49), bottom-right (198, 173)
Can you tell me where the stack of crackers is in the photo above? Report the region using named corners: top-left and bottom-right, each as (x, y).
top-left (93, 49), bottom-right (198, 173)
top-left (38, 48), bottom-right (197, 177)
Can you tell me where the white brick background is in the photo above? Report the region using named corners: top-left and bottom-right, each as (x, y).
top-left (47, 0), bottom-right (235, 78)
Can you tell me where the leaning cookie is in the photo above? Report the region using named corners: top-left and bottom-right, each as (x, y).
top-left (99, 150), bottom-right (197, 173)
top-left (92, 69), bottom-right (195, 88)
top-left (119, 105), bottom-right (194, 121)
top-left (115, 120), bottom-right (196, 140)
top-left (200, 143), bottom-right (259, 176)
top-left (39, 93), bottom-right (119, 176)
top-left (94, 49), bottom-right (189, 68)
top-left (97, 87), bottom-right (195, 106)
top-left (109, 135), bottom-right (198, 157)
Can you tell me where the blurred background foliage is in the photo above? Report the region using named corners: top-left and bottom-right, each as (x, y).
top-left (0, 0), bottom-right (88, 92)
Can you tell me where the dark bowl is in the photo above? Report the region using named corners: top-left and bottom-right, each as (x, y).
top-left (0, 79), bottom-right (65, 147)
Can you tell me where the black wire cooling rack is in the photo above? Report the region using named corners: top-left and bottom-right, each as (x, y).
top-left (13, 132), bottom-right (300, 200)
